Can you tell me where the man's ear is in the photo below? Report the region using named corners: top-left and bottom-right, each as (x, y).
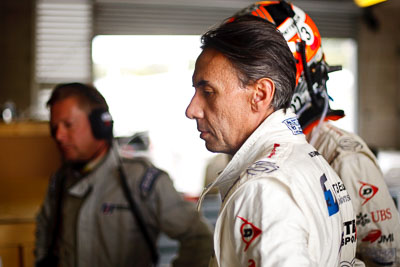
top-left (251, 78), bottom-right (275, 112)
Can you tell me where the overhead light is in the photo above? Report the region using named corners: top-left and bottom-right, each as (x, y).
top-left (354, 0), bottom-right (387, 8)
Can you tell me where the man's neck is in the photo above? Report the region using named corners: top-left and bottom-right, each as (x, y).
top-left (81, 144), bottom-right (110, 174)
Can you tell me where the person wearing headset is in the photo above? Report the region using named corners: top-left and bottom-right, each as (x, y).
top-left (234, 1), bottom-right (400, 266)
top-left (187, 15), bottom-right (357, 267)
top-left (34, 82), bottom-right (213, 267)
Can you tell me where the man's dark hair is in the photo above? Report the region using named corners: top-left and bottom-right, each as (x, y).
top-left (201, 15), bottom-right (297, 110)
top-left (47, 82), bottom-right (109, 114)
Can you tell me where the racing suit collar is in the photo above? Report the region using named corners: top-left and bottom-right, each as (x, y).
top-left (68, 149), bottom-right (117, 198)
top-left (198, 109), bottom-right (305, 207)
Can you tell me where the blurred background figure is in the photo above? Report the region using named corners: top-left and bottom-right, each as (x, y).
top-left (35, 82), bottom-right (213, 267)
top-left (234, 1), bottom-right (400, 266)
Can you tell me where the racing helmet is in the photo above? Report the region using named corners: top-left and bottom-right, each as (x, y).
top-left (233, 1), bottom-right (344, 134)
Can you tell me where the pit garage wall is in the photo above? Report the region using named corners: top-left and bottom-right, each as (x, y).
top-left (357, 0), bottom-right (400, 150)
top-left (1, 0), bottom-right (399, 150)
top-left (0, 0), bottom-right (34, 115)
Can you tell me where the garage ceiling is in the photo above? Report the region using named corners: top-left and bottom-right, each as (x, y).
top-left (94, 0), bottom-right (362, 37)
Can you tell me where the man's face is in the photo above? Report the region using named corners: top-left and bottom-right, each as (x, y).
top-left (50, 97), bottom-right (107, 162)
top-left (186, 48), bottom-right (255, 155)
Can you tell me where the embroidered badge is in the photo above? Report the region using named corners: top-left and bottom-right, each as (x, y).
top-left (246, 161), bottom-right (279, 176)
top-left (237, 216), bottom-right (262, 251)
top-left (359, 181), bottom-right (379, 205)
top-left (282, 117), bottom-right (303, 135)
top-left (140, 167), bottom-right (161, 198)
top-left (339, 138), bottom-right (362, 152)
top-left (101, 203), bottom-right (129, 215)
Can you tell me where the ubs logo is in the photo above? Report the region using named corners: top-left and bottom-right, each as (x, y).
top-left (359, 181), bottom-right (379, 205)
top-left (237, 216), bottom-right (262, 252)
top-left (356, 208), bottom-right (392, 226)
top-left (371, 208), bottom-right (392, 223)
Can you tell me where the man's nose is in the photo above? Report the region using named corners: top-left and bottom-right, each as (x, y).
top-left (53, 125), bottom-right (66, 142)
top-left (185, 94), bottom-right (203, 120)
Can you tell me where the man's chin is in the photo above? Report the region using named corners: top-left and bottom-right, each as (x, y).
top-left (205, 142), bottom-right (223, 153)
top-left (205, 141), bottom-right (234, 155)
top-left (62, 153), bottom-right (82, 163)
top-left (62, 156), bottom-right (87, 169)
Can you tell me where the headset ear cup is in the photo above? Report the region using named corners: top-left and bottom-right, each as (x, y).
top-left (89, 108), bottom-right (113, 140)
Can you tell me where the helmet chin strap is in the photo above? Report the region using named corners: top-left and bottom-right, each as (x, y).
top-left (298, 40), bottom-right (321, 108)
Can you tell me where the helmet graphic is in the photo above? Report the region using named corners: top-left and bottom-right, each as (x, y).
top-left (233, 1), bottom-right (323, 85)
top-left (233, 1), bottom-right (344, 134)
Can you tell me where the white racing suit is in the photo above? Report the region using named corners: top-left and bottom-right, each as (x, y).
top-left (198, 109), bottom-right (358, 267)
top-left (309, 122), bottom-right (400, 266)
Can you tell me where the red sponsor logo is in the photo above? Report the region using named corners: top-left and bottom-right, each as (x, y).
top-left (362, 229), bottom-right (381, 243)
top-left (267, 143), bottom-right (280, 158)
top-left (371, 208), bottom-right (392, 223)
top-left (361, 229), bottom-right (394, 244)
top-left (238, 216), bottom-right (262, 251)
top-left (359, 181), bottom-right (379, 205)
top-left (248, 259), bottom-right (256, 267)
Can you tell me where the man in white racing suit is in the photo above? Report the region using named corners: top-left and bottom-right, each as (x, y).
top-left (307, 123), bottom-right (400, 266)
top-left (231, 2), bottom-right (400, 266)
top-left (186, 15), bottom-right (358, 266)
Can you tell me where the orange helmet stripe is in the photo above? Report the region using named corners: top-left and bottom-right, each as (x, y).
top-left (258, 5), bottom-right (275, 23)
top-left (255, 8), bottom-right (267, 19)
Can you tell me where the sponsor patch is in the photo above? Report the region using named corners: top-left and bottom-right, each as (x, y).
top-left (359, 181), bottom-right (379, 205)
top-left (308, 151), bottom-right (320, 157)
top-left (267, 143), bottom-right (280, 158)
top-left (246, 161), bottom-right (279, 176)
top-left (338, 138), bottom-right (362, 151)
top-left (338, 194), bottom-right (351, 205)
top-left (140, 167), bottom-right (161, 198)
top-left (320, 174), bottom-right (339, 216)
top-left (283, 117), bottom-right (303, 135)
top-left (362, 229), bottom-right (381, 243)
top-left (332, 181), bottom-right (346, 194)
top-left (101, 203), bottom-right (129, 215)
top-left (371, 208), bottom-right (392, 223)
top-left (356, 208), bottom-right (393, 226)
top-left (237, 216), bottom-right (262, 252)
top-left (361, 229), bottom-right (394, 244)
top-left (341, 220), bottom-right (357, 247)
top-left (248, 259), bottom-right (256, 267)
top-left (356, 212), bottom-right (371, 227)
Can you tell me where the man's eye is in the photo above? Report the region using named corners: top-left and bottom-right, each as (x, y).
top-left (64, 122), bottom-right (73, 129)
top-left (203, 90), bottom-right (214, 96)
